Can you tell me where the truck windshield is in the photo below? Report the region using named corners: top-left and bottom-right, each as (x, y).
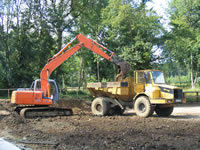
top-left (152, 71), bottom-right (165, 84)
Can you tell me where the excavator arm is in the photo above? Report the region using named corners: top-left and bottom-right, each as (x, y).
top-left (40, 34), bottom-right (130, 97)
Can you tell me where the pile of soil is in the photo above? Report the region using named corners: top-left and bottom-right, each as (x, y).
top-left (53, 99), bottom-right (91, 114)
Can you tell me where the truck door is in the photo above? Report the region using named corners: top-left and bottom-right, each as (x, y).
top-left (144, 72), bottom-right (152, 85)
top-left (134, 71), bottom-right (145, 94)
top-left (144, 71), bottom-right (153, 92)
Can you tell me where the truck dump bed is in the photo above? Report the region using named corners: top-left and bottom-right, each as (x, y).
top-left (87, 77), bottom-right (134, 101)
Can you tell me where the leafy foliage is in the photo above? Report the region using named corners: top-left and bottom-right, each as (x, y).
top-left (163, 0), bottom-right (200, 88)
top-left (101, 0), bottom-right (163, 69)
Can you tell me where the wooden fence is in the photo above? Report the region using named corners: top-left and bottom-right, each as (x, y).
top-left (1, 88), bottom-right (200, 102)
top-left (184, 91), bottom-right (200, 102)
top-left (0, 88), bottom-right (17, 99)
top-left (0, 87), bottom-right (86, 99)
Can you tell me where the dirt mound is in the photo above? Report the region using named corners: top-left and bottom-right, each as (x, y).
top-left (0, 99), bottom-right (28, 141)
top-left (0, 100), bottom-right (26, 126)
top-left (53, 99), bottom-right (91, 114)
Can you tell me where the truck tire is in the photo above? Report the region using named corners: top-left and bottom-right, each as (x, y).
top-left (155, 105), bottom-right (174, 117)
top-left (91, 97), bottom-right (110, 116)
top-left (134, 96), bottom-right (153, 118)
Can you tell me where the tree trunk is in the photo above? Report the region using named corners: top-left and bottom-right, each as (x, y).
top-left (83, 69), bottom-right (87, 88)
top-left (190, 52), bottom-right (196, 89)
top-left (191, 71), bottom-right (195, 89)
top-left (62, 74), bottom-right (65, 89)
top-left (97, 57), bottom-right (100, 82)
top-left (55, 29), bottom-right (63, 81)
top-left (78, 51), bottom-right (83, 90)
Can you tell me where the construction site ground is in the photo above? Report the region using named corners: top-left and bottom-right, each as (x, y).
top-left (1, 99), bottom-right (200, 150)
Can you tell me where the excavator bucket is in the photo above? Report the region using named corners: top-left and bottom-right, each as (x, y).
top-left (112, 55), bottom-right (130, 81)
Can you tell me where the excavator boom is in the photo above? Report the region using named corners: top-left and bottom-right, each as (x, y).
top-left (40, 34), bottom-right (130, 97)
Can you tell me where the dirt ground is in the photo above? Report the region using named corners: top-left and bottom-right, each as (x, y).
top-left (1, 99), bottom-right (200, 150)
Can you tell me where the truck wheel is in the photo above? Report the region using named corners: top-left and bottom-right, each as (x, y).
top-left (91, 97), bottom-right (110, 116)
top-left (134, 96), bottom-right (153, 118)
top-left (155, 105), bottom-right (174, 117)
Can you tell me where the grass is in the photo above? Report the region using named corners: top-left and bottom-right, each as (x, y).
top-left (0, 96), bottom-right (10, 99)
top-left (60, 89), bottom-right (93, 101)
top-left (183, 88), bottom-right (200, 91)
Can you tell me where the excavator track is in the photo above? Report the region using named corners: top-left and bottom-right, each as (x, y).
top-left (16, 107), bottom-right (73, 118)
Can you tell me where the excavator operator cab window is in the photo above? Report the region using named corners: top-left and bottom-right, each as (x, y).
top-left (30, 82), bottom-right (34, 90)
top-left (49, 80), bottom-right (59, 103)
top-left (50, 82), bottom-right (56, 98)
top-left (35, 82), bottom-right (41, 90)
top-left (144, 72), bottom-right (152, 84)
top-left (30, 80), bottom-right (41, 91)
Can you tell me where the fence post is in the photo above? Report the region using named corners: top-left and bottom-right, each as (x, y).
top-left (8, 89), bottom-right (10, 99)
top-left (76, 87), bottom-right (79, 96)
top-left (196, 92), bottom-right (199, 102)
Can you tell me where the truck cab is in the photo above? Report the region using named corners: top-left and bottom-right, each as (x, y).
top-left (134, 70), bottom-right (185, 104)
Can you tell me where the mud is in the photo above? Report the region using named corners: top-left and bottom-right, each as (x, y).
top-left (1, 99), bottom-right (200, 150)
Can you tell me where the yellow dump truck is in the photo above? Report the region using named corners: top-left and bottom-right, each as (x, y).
top-left (87, 70), bottom-right (186, 117)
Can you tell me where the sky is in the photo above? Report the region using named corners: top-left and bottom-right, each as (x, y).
top-left (146, 0), bottom-right (171, 57)
top-left (146, 0), bottom-right (171, 31)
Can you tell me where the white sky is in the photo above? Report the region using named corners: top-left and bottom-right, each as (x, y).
top-left (146, 0), bottom-right (171, 31)
top-left (146, 0), bottom-right (171, 57)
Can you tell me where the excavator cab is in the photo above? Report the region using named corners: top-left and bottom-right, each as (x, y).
top-left (30, 79), bottom-right (59, 103)
top-left (11, 79), bottom-right (71, 118)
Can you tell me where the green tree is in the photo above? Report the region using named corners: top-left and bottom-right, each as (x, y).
top-left (101, 0), bottom-right (163, 70)
top-left (164, 0), bottom-right (200, 88)
top-left (72, 0), bottom-right (111, 83)
top-left (0, 0), bottom-right (56, 87)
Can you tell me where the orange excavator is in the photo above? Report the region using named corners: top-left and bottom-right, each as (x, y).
top-left (11, 34), bottom-right (130, 118)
